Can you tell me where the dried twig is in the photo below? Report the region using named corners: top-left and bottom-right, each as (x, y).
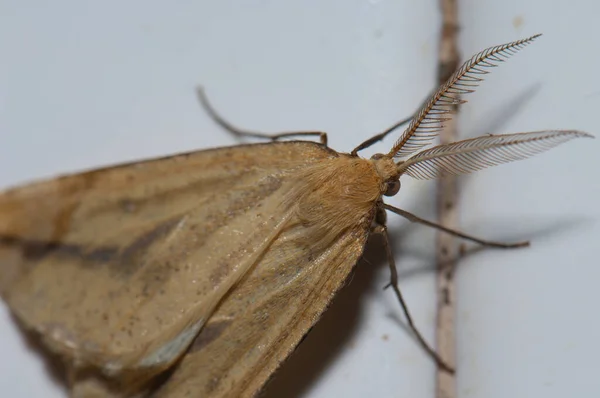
top-left (435, 0), bottom-right (460, 397)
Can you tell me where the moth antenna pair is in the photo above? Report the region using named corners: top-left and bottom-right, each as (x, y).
top-left (388, 34), bottom-right (543, 159)
top-left (385, 34), bottom-right (591, 181)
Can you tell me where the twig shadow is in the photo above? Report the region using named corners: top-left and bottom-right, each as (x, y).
top-left (464, 83), bottom-right (541, 138)
top-left (395, 215), bottom-right (591, 281)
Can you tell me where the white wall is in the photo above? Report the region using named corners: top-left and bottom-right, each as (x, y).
top-left (0, 1), bottom-right (598, 397)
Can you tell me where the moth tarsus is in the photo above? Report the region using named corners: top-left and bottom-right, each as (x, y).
top-left (0, 35), bottom-right (592, 397)
top-left (373, 221), bottom-right (455, 374)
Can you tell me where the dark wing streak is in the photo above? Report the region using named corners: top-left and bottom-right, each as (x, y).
top-left (0, 214), bottom-right (184, 272)
top-left (0, 234), bottom-right (117, 264)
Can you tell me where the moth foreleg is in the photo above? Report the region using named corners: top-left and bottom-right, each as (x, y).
top-left (371, 208), bottom-right (455, 374)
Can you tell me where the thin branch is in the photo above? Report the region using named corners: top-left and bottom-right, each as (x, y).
top-left (436, 1), bottom-right (460, 398)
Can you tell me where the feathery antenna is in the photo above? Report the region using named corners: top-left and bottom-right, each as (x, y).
top-left (388, 34), bottom-right (542, 159)
top-left (396, 130), bottom-right (592, 179)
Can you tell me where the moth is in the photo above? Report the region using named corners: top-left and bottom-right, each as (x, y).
top-left (0, 35), bottom-right (592, 397)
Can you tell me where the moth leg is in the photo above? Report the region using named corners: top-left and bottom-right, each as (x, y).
top-left (372, 209), bottom-right (454, 374)
top-left (350, 115), bottom-right (412, 156)
top-left (196, 86), bottom-right (328, 145)
top-left (383, 203), bottom-right (530, 248)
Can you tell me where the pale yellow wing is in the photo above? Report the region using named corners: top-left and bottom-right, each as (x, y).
top-left (0, 141), bottom-right (335, 380)
top-left (147, 189), bottom-right (372, 398)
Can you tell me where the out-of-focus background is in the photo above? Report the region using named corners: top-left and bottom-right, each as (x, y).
top-left (1, 1), bottom-right (598, 397)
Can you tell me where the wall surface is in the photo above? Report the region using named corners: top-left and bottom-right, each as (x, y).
top-left (0, 1), bottom-right (598, 397)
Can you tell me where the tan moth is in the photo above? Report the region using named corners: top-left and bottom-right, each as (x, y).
top-left (0, 35), bottom-right (592, 397)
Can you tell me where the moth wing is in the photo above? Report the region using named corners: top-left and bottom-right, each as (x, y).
top-left (70, 375), bottom-right (125, 398)
top-left (0, 141), bottom-right (334, 377)
top-left (147, 206), bottom-right (372, 397)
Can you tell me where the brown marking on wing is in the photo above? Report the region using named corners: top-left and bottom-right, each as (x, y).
top-left (115, 216), bottom-right (183, 276)
top-left (188, 319), bottom-right (233, 353)
top-left (81, 174), bottom-right (228, 222)
top-left (118, 198), bottom-right (138, 214)
top-left (203, 175), bottom-right (283, 285)
top-left (133, 173), bottom-right (285, 296)
top-left (50, 170), bottom-right (103, 242)
top-left (0, 234), bottom-right (119, 264)
top-left (0, 215), bottom-right (183, 277)
top-left (0, 214), bottom-right (183, 273)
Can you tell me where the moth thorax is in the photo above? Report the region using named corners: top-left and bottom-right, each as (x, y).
top-left (289, 156), bottom-right (381, 235)
top-left (370, 155), bottom-right (400, 197)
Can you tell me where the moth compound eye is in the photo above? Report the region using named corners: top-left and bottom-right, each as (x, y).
top-left (384, 180), bottom-right (400, 196)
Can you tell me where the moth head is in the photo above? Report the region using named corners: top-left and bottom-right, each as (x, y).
top-left (371, 153), bottom-right (401, 197)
